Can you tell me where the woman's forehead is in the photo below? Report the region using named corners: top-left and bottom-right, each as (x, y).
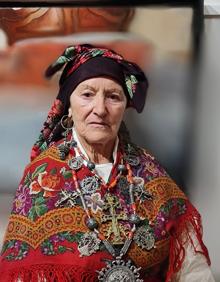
top-left (76, 77), bottom-right (124, 90)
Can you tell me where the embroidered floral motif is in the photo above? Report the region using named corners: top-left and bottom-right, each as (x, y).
top-left (153, 198), bottom-right (187, 240)
top-left (63, 181), bottom-right (74, 190)
top-left (138, 151), bottom-right (168, 181)
top-left (90, 49), bottom-right (104, 57)
top-left (154, 211), bottom-right (167, 240)
top-left (48, 99), bottom-right (63, 118)
top-left (85, 193), bottom-right (104, 214)
top-left (2, 141), bottom-right (191, 272)
top-left (30, 171), bottom-right (62, 197)
top-left (52, 45), bottom-right (123, 81)
top-left (61, 169), bottom-right (73, 180)
top-left (24, 163), bottom-right (48, 186)
top-left (1, 240), bottom-right (29, 261)
top-left (125, 74), bottom-right (138, 99)
top-left (41, 232), bottom-right (80, 256)
top-left (28, 193), bottom-right (48, 220)
top-left (12, 184), bottom-right (32, 216)
top-left (30, 99), bottom-right (63, 160)
top-left (1, 232), bottom-right (82, 261)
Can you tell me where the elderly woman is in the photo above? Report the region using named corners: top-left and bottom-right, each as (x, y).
top-left (0, 44), bottom-right (214, 282)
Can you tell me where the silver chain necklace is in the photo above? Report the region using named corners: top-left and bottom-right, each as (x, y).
top-left (66, 140), bottom-right (155, 281)
top-left (71, 166), bottom-right (144, 282)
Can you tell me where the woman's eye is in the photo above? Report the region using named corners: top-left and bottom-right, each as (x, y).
top-left (82, 92), bottom-right (93, 98)
top-left (108, 94), bottom-right (120, 101)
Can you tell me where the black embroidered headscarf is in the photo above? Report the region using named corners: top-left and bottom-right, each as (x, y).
top-left (31, 44), bottom-right (148, 161)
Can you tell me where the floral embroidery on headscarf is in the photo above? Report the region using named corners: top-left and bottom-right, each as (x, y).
top-left (125, 74), bottom-right (138, 99)
top-left (46, 45), bottom-right (124, 81)
top-left (31, 99), bottom-right (63, 161)
top-left (65, 47), bottom-right (123, 80)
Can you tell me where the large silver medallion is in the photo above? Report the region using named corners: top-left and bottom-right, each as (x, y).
top-left (98, 259), bottom-right (143, 282)
top-left (78, 232), bottom-right (101, 257)
top-left (80, 176), bottom-right (99, 194)
top-left (68, 156), bottom-right (83, 170)
top-left (134, 226), bottom-right (155, 250)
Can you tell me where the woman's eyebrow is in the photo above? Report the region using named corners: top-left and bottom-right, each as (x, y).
top-left (106, 88), bottom-right (123, 94)
top-left (79, 85), bottom-right (123, 94)
top-left (79, 85), bottom-right (95, 91)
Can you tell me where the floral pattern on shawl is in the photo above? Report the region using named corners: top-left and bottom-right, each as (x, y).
top-left (12, 184), bottom-right (32, 216)
top-left (0, 141), bottom-right (210, 282)
top-left (29, 171), bottom-right (62, 197)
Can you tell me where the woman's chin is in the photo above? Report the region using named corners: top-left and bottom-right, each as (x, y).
top-left (84, 130), bottom-right (116, 145)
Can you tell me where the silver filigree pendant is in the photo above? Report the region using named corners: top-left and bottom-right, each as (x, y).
top-left (98, 258), bottom-right (143, 282)
top-left (78, 232), bottom-right (101, 257)
top-left (133, 178), bottom-right (153, 201)
top-left (80, 176), bottom-right (99, 194)
top-left (68, 156), bottom-right (83, 170)
top-left (134, 226), bottom-right (155, 250)
top-left (55, 190), bottom-right (79, 208)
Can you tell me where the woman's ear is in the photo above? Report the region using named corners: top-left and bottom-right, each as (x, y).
top-left (68, 108), bottom-right (72, 118)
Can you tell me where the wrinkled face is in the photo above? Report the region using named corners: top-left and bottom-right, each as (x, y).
top-left (68, 77), bottom-right (127, 145)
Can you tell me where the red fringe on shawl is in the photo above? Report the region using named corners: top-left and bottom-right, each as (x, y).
top-left (0, 264), bottom-right (98, 282)
top-left (0, 264), bottom-right (164, 282)
top-left (0, 204), bottom-right (210, 281)
top-left (165, 200), bottom-right (211, 282)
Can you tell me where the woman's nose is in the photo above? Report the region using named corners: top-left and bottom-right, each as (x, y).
top-left (93, 96), bottom-right (107, 117)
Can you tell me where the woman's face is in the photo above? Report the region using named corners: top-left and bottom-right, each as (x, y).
top-left (69, 77), bottom-right (127, 146)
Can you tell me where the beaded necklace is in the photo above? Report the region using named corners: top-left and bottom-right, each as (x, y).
top-left (68, 138), bottom-right (144, 282)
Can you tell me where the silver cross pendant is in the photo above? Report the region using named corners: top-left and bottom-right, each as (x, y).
top-left (55, 190), bottom-right (80, 208)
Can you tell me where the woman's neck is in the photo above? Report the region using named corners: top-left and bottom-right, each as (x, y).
top-left (75, 133), bottom-right (116, 164)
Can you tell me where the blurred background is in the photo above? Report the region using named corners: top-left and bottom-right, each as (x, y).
top-left (0, 2), bottom-right (219, 280)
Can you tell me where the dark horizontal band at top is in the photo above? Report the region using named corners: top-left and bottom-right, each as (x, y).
top-left (0, 0), bottom-right (202, 8)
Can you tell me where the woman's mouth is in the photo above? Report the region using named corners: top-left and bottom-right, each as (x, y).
top-left (89, 122), bottom-right (109, 128)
